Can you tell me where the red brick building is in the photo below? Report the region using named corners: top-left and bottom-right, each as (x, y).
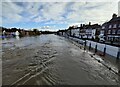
top-left (101, 14), bottom-right (120, 45)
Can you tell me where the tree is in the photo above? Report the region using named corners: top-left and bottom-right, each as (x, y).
top-left (33, 29), bottom-right (40, 35)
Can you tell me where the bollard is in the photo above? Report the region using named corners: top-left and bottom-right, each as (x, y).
top-left (103, 45), bottom-right (106, 56)
top-left (117, 47), bottom-right (120, 59)
top-left (84, 40), bottom-right (86, 51)
top-left (118, 70), bottom-right (120, 74)
top-left (89, 42), bottom-right (91, 51)
top-left (95, 43), bottom-right (97, 53)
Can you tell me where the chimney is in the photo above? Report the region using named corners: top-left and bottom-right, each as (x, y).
top-left (89, 22), bottom-right (91, 25)
top-left (112, 13), bottom-right (117, 19)
top-left (80, 24), bottom-right (83, 27)
top-left (83, 24), bottom-right (85, 27)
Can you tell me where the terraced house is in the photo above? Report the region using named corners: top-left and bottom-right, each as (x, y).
top-left (101, 14), bottom-right (120, 45)
top-left (80, 22), bottom-right (101, 40)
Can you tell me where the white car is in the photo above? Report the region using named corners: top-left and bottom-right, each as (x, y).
top-left (99, 34), bottom-right (105, 42)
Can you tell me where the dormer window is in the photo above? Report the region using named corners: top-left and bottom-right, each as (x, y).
top-left (113, 24), bottom-right (117, 28)
top-left (109, 25), bottom-right (112, 28)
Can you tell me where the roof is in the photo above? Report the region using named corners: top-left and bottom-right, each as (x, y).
top-left (102, 16), bottom-right (120, 28)
top-left (83, 24), bottom-right (101, 29)
top-left (110, 16), bottom-right (120, 22)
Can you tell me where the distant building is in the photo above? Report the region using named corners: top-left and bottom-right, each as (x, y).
top-left (70, 26), bottom-right (80, 38)
top-left (57, 30), bottom-right (66, 36)
top-left (79, 24), bottom-right (86, 38)
top-left (80, 22), bottom-right (101, 40)
top-left (15, 31), bottom-right (20, 36)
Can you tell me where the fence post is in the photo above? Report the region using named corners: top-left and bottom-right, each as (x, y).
top-left (117, 47), bottom-right (120, 59)
top-left (95, 42), bottom-right (97, 53)
top-left (103, 44), bottom-right (106, 56)
top-left (84, 40), bottom-right (86, 51)
top-left (89, 42), bottom-right (91, 51)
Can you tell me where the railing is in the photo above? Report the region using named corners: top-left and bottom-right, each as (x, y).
top-left (63, 35), bottom-right (120, 59)
top-left (86, 40), bottom-right (120, 59)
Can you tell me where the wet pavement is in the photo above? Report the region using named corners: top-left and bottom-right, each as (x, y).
top-left (2, 34), bottom-right (120, 86)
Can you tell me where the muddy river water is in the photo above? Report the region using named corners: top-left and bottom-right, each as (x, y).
top-left (1, 34), bottom-right (120, 86)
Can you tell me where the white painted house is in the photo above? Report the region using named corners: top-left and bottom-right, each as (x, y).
top-left (80, 23), bottom-right (101, 39)
top-left (71, 27), bottom-right (80, 38)
top-left (15, 31), bottom-right (20, 36)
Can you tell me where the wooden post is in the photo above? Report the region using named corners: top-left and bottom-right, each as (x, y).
top-left (103, 44), bottom-right (106, 56)
top-left (84, 40), bottom-right (86, 51)
top-left (89, 42), bottom-right (91, 51)
top-left (95, 42), bottom-right (97, 53)
top-left (117, 47), bottom-right (120, 59)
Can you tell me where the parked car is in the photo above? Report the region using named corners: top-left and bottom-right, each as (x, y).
top-left (99, 34), bottom-right (105, 43)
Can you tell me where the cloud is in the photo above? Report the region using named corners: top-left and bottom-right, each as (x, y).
top-left (39, 25), bottom-right (58, 31)
top-left (66, 2), bottom-right (118, 24)
top-left (1, 1), bottom-right (119, 30)
top-left (119, 1), bottom-right (120, 16)
top-left (40, 26), bottom-right (50, 29)
top-left (2, 2), bottom-right (23, 24)
top-left (37, 2), bottom-right (67, 21)
top-left (2, 0), bottom-right (120, 2)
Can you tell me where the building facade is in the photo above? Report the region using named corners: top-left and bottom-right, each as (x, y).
top-left (70, 26), bottom-right (80, 38)
top-left (80, 23), bottom-right (101, 40)
top-left (101, 14), bottom-right (120, 45)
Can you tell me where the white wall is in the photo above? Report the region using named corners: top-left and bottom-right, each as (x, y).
top-left (71, 29), bottom-right (79, 37)
top-left (92, 29), bottom-right (96, 39)
top-left (61, 34), bottom-right (119, 58)
top-left (106, 45), bottom-right (118, 57)
top-left (87, 40), bottom-right (119, 58)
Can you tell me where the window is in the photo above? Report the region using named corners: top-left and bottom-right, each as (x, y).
top-left (109, 25), bottom-right (112, 28)
top-left (102, 26), bottom-right (105, 29)
top-left (113, 24), bottom-right (117, 28)
top-left (108, 30), bottom-right (111, 34)
top-left (100, 30), bottom-right (104, 34)
top-left (112, 30), bottom-right (116, 34)
top-left (117, 29), bottom-right (120, 34)
top-left (118, 24), bottom-right (120, 28)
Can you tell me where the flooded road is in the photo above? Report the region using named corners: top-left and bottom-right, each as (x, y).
top-left (2, 34), bottom-right (120, 86)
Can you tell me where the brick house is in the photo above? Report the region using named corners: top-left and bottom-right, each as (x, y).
top-left (101, 14), bottom-right (120, 45)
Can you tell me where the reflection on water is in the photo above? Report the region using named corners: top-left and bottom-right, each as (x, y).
top-left (16, 36), bottom-right (20, 40)
top-left (2, 35), bottom-right (53, 49)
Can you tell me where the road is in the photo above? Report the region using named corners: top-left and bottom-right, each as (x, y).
top-left (2, 34), bottom-right (120, 86)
